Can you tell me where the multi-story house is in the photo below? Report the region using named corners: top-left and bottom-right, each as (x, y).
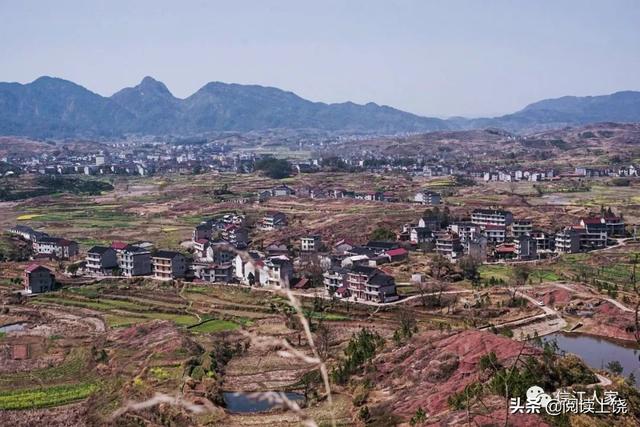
top-left (448, 222), bottom-right (481, 242)
top-left (270, 185), bottom-right (295, 197)
top-left (418, 216), bottom-right (441, 231)
top-left (413, 191), bottom-right (441, 205)
top-left (511, 220), bottom-right (533, 237)
top-left (323, 267), bottom-right (348, 295)
top-left (483, 225), bottom-right (506, 243)
top-left (346, 265), bottom-right (398, 303)
top-left (86, 246), bottom-right (118, 275)
top-left (471, 209), bottom-right (513, 227)
top-left (580, 216), bottom-right (625, 238)
top-left (33, 237), bottom-right (79, 260)
top-left (466, 235), bottom-right (488, 261)
top-left (531, 230), bottom-right (554, 253)
top-left (204, 241), bottom-right (235, 264)
top-left (221, 225), bottom-right (249, 247)
top-left (24, 264), bottom-right (55, 293)
top-left (515, 235), bottom-right (537, 260)
top-left (111, 241), bottom-right (128, 265)
top-left (259, 211), bottom-right (287, 230)
top-left (436, 232), bottom-right (462, 260)
top-left (192, 262), bottom-right (234, 283)
top-left (555, 228), bottom-right (581, 253)
top-left (234, 251), bottom-right (267, 286)
top-left (120, 245), bottom-right (152, 277)
top-left (193, 222), bottom-right (213, 241)
top-left (152, 250), bottom-right (186, 280)
top-left (410, 227), bottom-right (433, 244)
top-left (263, 256), bottom-right (293, 288)
top-left (301, 235), bottom-right (322, 252)
top-left (568, 216), bottom-right (621, 251)
top-left (7, 225), bottom-right (49, 242)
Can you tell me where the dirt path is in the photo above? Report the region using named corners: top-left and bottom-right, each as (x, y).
top-left (552, 282), bottom-right (634, 313)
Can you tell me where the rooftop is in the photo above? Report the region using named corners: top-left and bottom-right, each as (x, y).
top-left (153, 250), bottom-right (183, 259)
top-left (88, 246), bottom-right (112, 255)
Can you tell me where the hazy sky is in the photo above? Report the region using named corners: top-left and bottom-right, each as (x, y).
top-left (1, 0), bottom-right (639, 117)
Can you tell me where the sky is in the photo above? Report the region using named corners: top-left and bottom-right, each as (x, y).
top-left (1, 0), bottom-right (639, 118)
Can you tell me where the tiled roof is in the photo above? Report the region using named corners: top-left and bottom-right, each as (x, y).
top-left (386, 248), bottom-right (408, 257)
top-left (88, 246), bottom-right (111, 255)
top-left (25, 263), bottom-right (49, 273)
top-left (111, 241), bottom-right (128, 250)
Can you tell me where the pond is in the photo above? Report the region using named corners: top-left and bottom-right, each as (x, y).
top-left (0, 322), bottom-right (28, 333)
top-left (223, 391), bottom-right (305, 413)
top-left (544, 332), bottom-right (640, 379)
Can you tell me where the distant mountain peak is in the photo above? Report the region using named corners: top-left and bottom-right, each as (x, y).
top-left (0, 76), bottom-right (639, 137)
top-left (124, 76), bottom-right (174, 98)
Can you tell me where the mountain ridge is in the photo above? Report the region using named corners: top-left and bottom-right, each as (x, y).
top-left (0, 76), bottom-right (639, 137)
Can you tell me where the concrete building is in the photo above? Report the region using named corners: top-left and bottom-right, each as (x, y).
top-left (191, 262), bottom-right (234, 283)
top-left (531, 230), bottom-right (554, 253)
top-left (152, 250), bottom-right (186, 280)
top-left (259, 212), bottom-right (287, 230)
top-left (466, 235), bottom-right (488, 261)
top-left (512, 220), bottom-right (533, 237)
top-left (436, 232), bottom-right (463, 260)
top-left (346, 265), bottom-right (399, 303)
top-left (120, 245), bottom-right (152, 277)
top-left (471, 209), bottom-right (513, 227)
top-left (555, 228), bottom-right (581, 254)
top-left (483, 225), bottom-right (506, 243)
top-left (323, 267), bottom-right (348, 295)
top-left (301, 235), bottom-right (322, 252)
top-left (86, 246), bottom-right (118, 275)
top-left (24, 264), bottom-right (55, 293)
top-left (7, 225), bottom-right (49, 242)
top-left (515, 235), bottom-right (537, 260)
top-left (33, 237), bottom-right (79, 260)
top-left (413, 191), bottom-right (441, 205)
top-left (263, 256), bottom-right (293, 288)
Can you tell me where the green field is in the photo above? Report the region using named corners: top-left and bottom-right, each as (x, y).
top-left (479, 264), bottom-right (513, 282)
top-left (188, 319), bottom-right (241, 333)
top-left (33, 290), bottom-right (200, 328)
top-left (0, 382), bottom-right (98, 410)
top-left (0, 348), bottom-right (89, 389)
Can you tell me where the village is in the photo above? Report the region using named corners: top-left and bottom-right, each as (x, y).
top-left (9, 179), bottom-right (630, 306)
top-left (2, 129), bottom-right (640, 427)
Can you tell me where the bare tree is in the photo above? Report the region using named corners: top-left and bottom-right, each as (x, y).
top-left (510, 264), bottom-right (531, 303)
top-left (315, 321), bottom-right (333, 360)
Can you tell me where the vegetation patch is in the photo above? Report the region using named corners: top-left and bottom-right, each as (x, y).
top-left (188, 319), bottom-right (241, 333)
top-left (0, 382), bottom-right (98, 410)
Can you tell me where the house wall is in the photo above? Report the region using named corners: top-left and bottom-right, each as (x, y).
top-left (26, 270), bottom-right (54, 293)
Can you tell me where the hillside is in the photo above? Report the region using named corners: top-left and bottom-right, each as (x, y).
top-left (458, 91), bottom-right (640, 132)
top-left (0, 77), bottom-right (450, 137)
top-left (0, 76), bottom-right (639, 137)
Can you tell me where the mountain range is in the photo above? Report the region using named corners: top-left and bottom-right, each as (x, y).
top-left (0, 76), bottom-right (639, 138)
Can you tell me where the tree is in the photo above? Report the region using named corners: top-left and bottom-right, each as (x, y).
top-left (607, 360), bottom-right (624, 376)
top-left (410, 407), bottom-right (427, 426)
top-left (254, 157), bottom-right (292, 179)
top-left (358, 406), bottom-right (370, 422)
top-left (369, 227), bottom-right (396, 241)
top-left (315, 322), bottom-right (333, 360)
top-left (510, 264), bottom-right (531, 302)
top-left (459, 256), bottom-right (480, 285)
top-left (430, 254), bottom-right (452, 281)
top-left (479, 351), bottom-right (502, 374)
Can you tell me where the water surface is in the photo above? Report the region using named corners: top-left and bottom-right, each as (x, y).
top-left (0, 322), bottom-right (28, 333)
top-left (223, 391), bottom-right (305, 413)
top-left (544, 332), bottom-right (640, 379)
